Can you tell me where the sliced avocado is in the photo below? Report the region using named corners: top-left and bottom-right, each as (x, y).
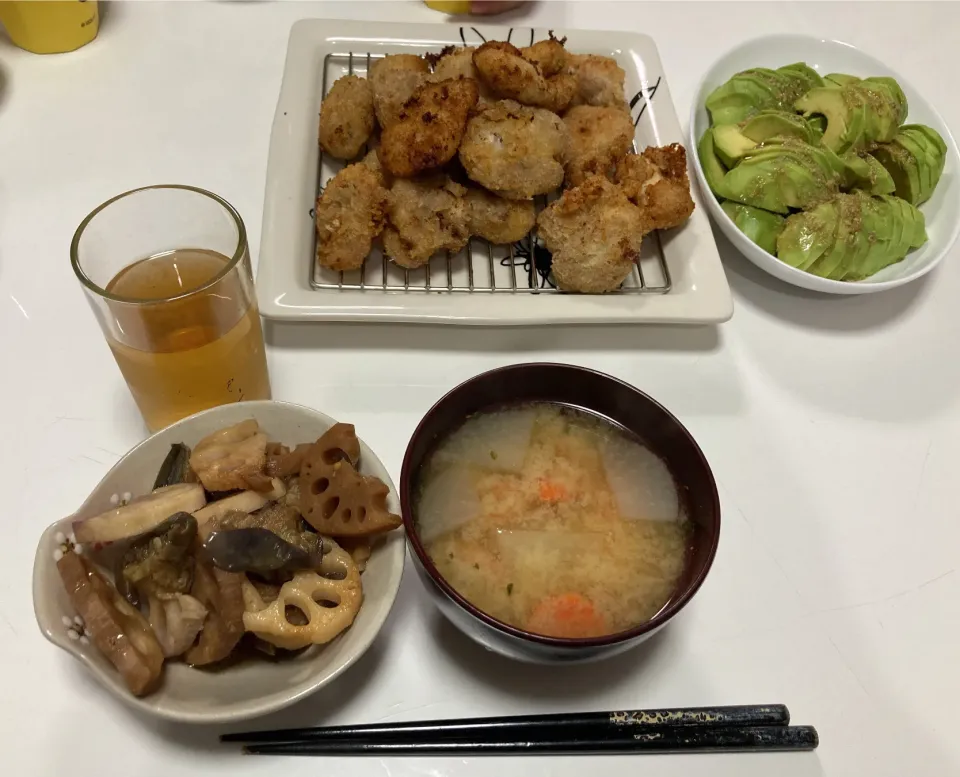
top-left (722, 139), bottom-right (843, 213)
top-left (841, 151), bottom-right (873, 188)
top-left (825, 73), bottom-right (861, 88)
top-left (830, 193), bottom-right (875, 280)
top-left (854, 194), bottom-right (896, 280)
top-left (777, 201), bottom-right (840, 271)
top-left (858, 78), bottom-right (907, 143)
top-left (712, 124), bottom-right (758, 167)
top-left (899, 125), bottom-right (947, 199)
top-left (706, 66), bottom-right (824, 126)
top-left (806, 115), bottom-right (828, 138)
top-left (906, 123), bottom-right (948, 156)
top-left (871, 142), bottom-right (922, 204)
top-left (741, 110), bottom-right (816, 143)
top-left (841, 151), bottom-right (896, 194)
top-left (795, 87), bottom-right (866, 152)
top-left (697, 129), bottom-right (729, 198)
top-left (778, 63), bottom-right (825, 91)
top-left (861, 154), bottom-right (896, 195)
top-left (871, 124), bottom-right (947, 205)
top-left (894, 132), bottom-right (937, 199)
top-left (720, 201), bottom-right (786, 254)
top-left (808, 194), bottom-right (862, 279)
top-left (706, 71), bottom-right (779, 125)
top-left (863, 76), bottom-right (908, 124)
top-left (797, 79), bottom-right (908, 152)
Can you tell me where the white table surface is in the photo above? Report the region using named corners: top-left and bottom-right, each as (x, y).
top-left (2, 2), bottom-right (958, 775)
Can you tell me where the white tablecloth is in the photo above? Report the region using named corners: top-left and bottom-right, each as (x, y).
top-left (1, 2), bottom-right (958, 775)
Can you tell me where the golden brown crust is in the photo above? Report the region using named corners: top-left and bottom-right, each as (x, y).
top-left (472, 40), bottom-right (576, 113)
top-left (536, 175), bottom-right (644, 293)
top-left (382, 175), bottom-right (470, 269)
top-left (370, 54), bottom-right (429, 128)
top-left (465, 187), bottom-right (536, 244)
top-left (314, 164), bottom-right (387, 272)
top-left (378, 78), bottom-right (480, 178)
top-left (567, 53), bottom-right (628, 109)
top-left (318, 75), bottom-right (375, 160)
top-left (614, 144), bottom-right (695, 233)
top-left (563, 104), bottom-right (635, 187)
top-left (428, 46), bottom-right (492, 102)
top-left (459, 100), bottom-right (569, 200)
top-left (519, 34), bottom-right (568, 78)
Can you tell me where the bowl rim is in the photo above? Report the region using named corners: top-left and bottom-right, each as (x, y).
top-left (400, 363), bottom-right (721, 649)
top-left (688, 33), bottom-right (960, 292)
top-left (32, 399), bottom-right (406, 724)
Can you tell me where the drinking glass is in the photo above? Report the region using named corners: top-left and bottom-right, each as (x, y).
top-left (71, 185), bottom-right (271, 432)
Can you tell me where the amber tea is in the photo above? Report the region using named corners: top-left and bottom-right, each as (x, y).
top-left (103, 248), bottom-right (270, 431)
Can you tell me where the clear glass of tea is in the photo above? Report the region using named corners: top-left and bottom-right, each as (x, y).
top-left (71, 185), bottom-right (272, 432)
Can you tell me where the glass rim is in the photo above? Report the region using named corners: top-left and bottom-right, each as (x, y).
top-left (70, 184), bottom-right (248, 305)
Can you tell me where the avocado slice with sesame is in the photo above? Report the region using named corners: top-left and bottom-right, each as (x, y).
top-left (720, 201), bottom-right (786, 254)
top-left (697, 129), bottom-right (729, 197)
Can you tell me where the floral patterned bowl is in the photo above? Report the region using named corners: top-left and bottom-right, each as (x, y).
top-left (32, 400), bottom-right (405, 724)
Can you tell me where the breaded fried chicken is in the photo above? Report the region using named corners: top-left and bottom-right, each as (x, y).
top-left (459, 100), bottom-right (569, 200)
top-left (378, 78), bottom-right (480, 178)
top-left (359, 146), bottom-right (391, 188)
top-left (465, 187), bottom-right (536, 244)
top-left (520, 34), bottom-right (568, 77)
top-left (563, 104), bottom-right (635, 187)
top-left (428, 46), bottom-right (491, 101)
top-left (473, 41), bottom-right (577, 114)
top-left (614, 144), bottom-right (695, 233)
top-left (314, 163), bottom-right (387, 272)
top-left (567, 53), bottom-right (628, 109)
top-left (318, 75), bottom-right (376, 160)
top-left (382, 176), bottom-right (470, 269)
top-left (536, 175), bottom-right (644, 293)
top-left (369, 54), bottom-right (429, 129)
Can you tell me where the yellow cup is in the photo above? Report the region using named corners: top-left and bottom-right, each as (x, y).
top-left (0, 0), bottom-right (99, 54)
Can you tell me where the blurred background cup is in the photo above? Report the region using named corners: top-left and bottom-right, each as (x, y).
top-left (0, 0), bottom-right (99, 54)
top-left (71, 186), bottom-right (272, 432)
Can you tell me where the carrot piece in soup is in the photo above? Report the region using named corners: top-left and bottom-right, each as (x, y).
top-left (526, 593), bottom-right (608, 638)
top-left (538, 479), bottom-right (568, 502)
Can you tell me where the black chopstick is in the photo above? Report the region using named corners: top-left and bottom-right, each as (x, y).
top-left (222, 704), bottom-right (789, 744)
top-left (241, 725), bottom-right (819, 756)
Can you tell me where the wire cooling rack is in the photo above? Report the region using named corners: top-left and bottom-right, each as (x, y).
top-left (310, 51), bottom-right (672, 296)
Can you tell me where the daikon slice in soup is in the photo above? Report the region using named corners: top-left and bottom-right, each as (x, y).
top-left (415, 403), bottom-right (691, 638)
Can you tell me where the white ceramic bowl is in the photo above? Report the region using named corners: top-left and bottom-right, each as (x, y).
top-left (690, 35), bottom-right (960, 294)
top-left (32, 400), bottom-right (405, 724)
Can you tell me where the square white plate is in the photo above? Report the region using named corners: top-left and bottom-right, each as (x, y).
top-left (257, 19), bottom-right (733, 325)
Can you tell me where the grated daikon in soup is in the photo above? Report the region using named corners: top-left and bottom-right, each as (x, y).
top-left (416, 404), bottom-right (690, 638)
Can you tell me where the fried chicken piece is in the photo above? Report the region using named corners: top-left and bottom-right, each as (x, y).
top-left (536, 175), bottom-right (644, 293)
top-left (359, 146), bottom-right (391, 188)
top-left (428, 46), bottom-right (491, 100)
top-left (563, 104), bottom-right (635, 187)
top-left (369, 54), bottom-right (429, 129)
top-left (314, 163), bottom-right (387, 272)
top-left (465, 187), bottom-right (536, 244)
top-left (520, 34), bottom-right (568, 78)
top-left (318, 75), bottom-right (375, 160)
top-left (615, 144), bottom-right (695, 233)
top-left (382, 175), bottom-right (470, 269)
top-left (567, 53), bottom-right (628, 109)
top-left (473, 41), bottom-right (577, 114)
top-left (378, 78), bottom-right (480, 178)
top-left (459, 100), bottom-right (569, 200)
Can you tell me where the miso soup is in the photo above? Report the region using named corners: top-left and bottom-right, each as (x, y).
top-left (415, 404), bottom-right (690, 639)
